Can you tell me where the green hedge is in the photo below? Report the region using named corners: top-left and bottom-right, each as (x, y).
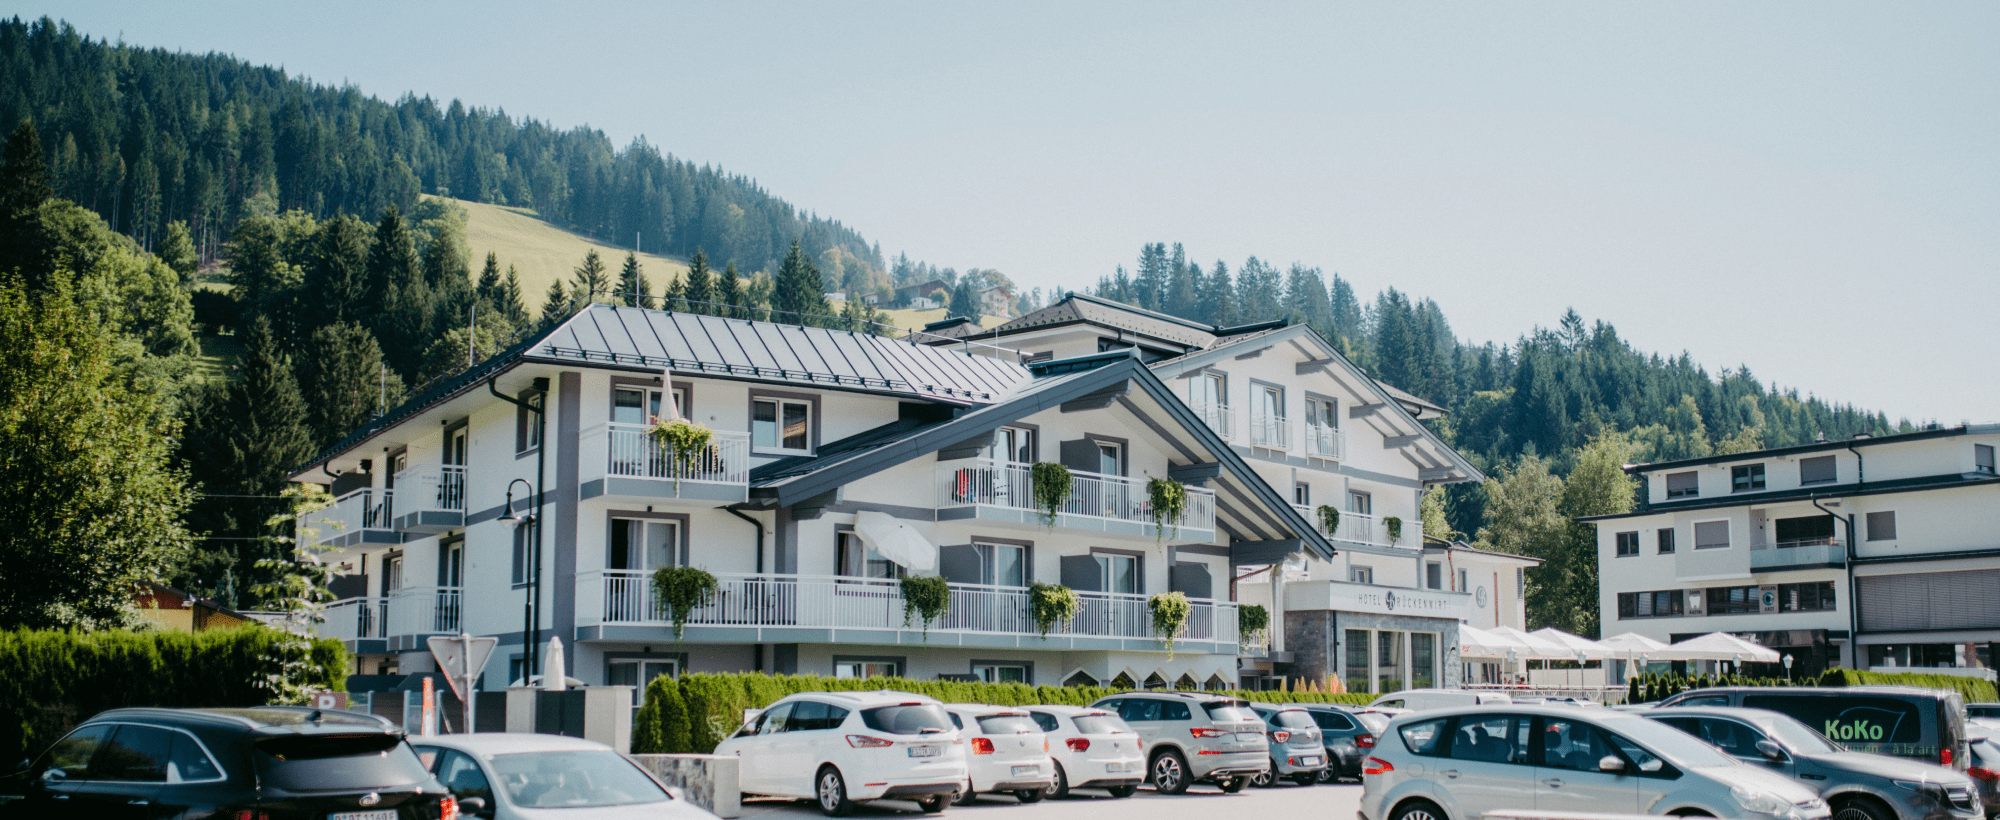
top-left (632, 672), bottom-right (1373, 753)
top-left (0, 628), bottom-right (349, 762)
top-left (1627, 669), bottom-right (2000, 705)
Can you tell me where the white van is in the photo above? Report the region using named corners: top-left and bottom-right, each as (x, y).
top-left (1369, 689), bottom-right (1511, 712)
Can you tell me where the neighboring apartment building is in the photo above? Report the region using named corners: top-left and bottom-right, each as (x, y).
top-left (1586, 425), bottom-right (2000, 678)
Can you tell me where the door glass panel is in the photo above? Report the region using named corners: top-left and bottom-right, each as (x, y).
top-left (1451, 716), bottom-right (1530, 764)
top-left (166, 733), bottom-right (223, 782)
top-left (1097, 444), bottom-right (1119, 476)
top-left (1377, 631), bottom-right (1405, 693)
top-left (96, 724), bottom-right (175, 782)
top-left (646, 522), bottom-right (676, 569)
top-left (1345, 630), bottom-right (1371, 694)
top-left (752, 401), bottom-right (778, 448)
top-left (1539, 718), bottom-right (1618, 772)
top-left (781, 402), bottom-right (809, 450)
top-left (1696, 718), bottom-right (1769, 759)
top-left (43, 724), bottom-right (112, 780)
top-left (1411, 633), bottom-right (1436, 689)
top-left (435, 749), bottom-right (494, 805)
top-left (1096, 555), bottom-right (1138, 594)
top-left (981, 544), bottom-right (1025, 587)
top-left (1349, 492), bottom-right (1372, 514)
top-left (614, 388), bottom-right (647, 424)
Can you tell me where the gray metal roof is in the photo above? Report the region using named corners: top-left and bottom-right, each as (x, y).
top-left (529, 304), bottom-right (1030, 404)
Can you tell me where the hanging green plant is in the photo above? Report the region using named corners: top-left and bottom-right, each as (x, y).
top-left (651, 566), bottom-right (719, 640)
top-left (1237, 603), bottom-right (1270, 645)
top-left (1316, 504), bottom-right (1341, 536)
top-left (1148, 591), bottom-right (1192, 658)
top-left (1030, 462), bottom-right (1073, 530)
top-left (1147, 477), bottom-right (1188, 542)
top-left (649, 417), bottom-right (716, 491)
top-left (899, 575), bottom-right (952, 640)
top-left (1028, 582), bottom-right (1081, 638)
top-left (1384, 516), bottom-right (1404, 545)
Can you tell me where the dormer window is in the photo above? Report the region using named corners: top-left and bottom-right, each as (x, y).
top-left (752, 395), bottom-right (814, 455)
top-left (1665, 471), bottom-right (1698, 499)
top-left (1978, 444), bottom-right (1996, 475)
top-left (1731, 464), bottom-right (1765, 493)
top-left (1799, 455), bottom-right (1836, 485)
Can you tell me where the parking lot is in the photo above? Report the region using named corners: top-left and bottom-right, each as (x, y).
top-left (740, 780), bottom-right (1364, 820)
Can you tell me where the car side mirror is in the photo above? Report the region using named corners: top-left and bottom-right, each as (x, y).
top-left (1597, 755), bottom-right (1626, 773)
top-left (1755, 739), bottom-right (1785, 762)
top-left (12, 759), bottom-right (27, 776)
top-left (457, 796), bottom-right (489, 816)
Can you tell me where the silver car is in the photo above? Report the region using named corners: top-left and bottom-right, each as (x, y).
top-left (1091, 692), bottom-right (1268, 794)
top-left (1648, 707), bottom-right (1981, 820)
top-left (1248, 703), bottom-right (1327, 787)
top-left (1359, 704), bottom-right (1831, 820)
top-left (411, 732), bottom-right (720, 820)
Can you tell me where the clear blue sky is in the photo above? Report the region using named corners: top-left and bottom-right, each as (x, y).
top-left (34, 1), bottom-right (2000, 423)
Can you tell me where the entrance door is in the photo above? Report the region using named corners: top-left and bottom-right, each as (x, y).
top-left (610, 519), bottom-right (680, 621)
top-left (438, 540), bottom-right (463, 632)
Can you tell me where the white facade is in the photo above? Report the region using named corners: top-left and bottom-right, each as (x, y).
top-left (1591, 425), bottom-right (2000, 678)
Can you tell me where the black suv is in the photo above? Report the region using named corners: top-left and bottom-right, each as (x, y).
top-left (4, 706), bottom-right (455, 819)
top-left (1655, 685), bottom-right (1970, 771)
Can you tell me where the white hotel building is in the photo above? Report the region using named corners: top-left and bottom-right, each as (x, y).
top-left (291, 294), bottom-right (1529, 695)
top-left (1588, 425), bottom-right (2000, 678)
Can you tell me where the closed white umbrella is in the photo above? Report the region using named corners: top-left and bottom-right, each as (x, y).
top-left (1530, 627), bottom-right (1615, 660)
top-left (854, 511), bottom-right (938, 573)
top-left (541, 636), bottom-right (568, 691)
top-left (1662, 632), bottom-right (1782, 663)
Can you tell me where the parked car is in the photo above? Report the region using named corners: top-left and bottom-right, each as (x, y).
top-left (1247, 703), bottom-right (1326, 787)
top-left (2, 706), bottom-right (455, 819)
top-left (1023, 705), bottom-right (1142, 799)
top-left (1359, 703), bottom-right (1830, 820)
top-left (1296, 704), bottom-right (1388, 783)
top-left (1512, 696), bottom-right (1599, 707)
top-left (410, 732), bottom-right (716, 820)
top-left (1090, 692), bottom-right (1268, 794)
top-left (1969, 704), bottom-right (2000, 720)
top-left (1368, 689), bottom-right (1512, 712)
top-left (941, 705), bottom-right (1054, 804)
top-left (713, 691), bottom-right (965, 816)
top-left (1647, 706), bottom-right (1981, 820)
top-left (1966, 734), bottom-right (1999, 818)
top-left (1655, 686), bottom-right (1970, 771)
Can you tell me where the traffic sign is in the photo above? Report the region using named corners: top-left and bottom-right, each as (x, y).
top-left (428, 633), bottom-right (498, 734)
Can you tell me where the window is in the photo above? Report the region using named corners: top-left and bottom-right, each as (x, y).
top-left (1095, 553), bottom-right (1139, 594)
top-left (515, 389), bottom-right (543, 452)
top-left (976, 543), bottom-right (1026, 587)
top-left (1448, 716), bottom-right (1527, 764)
top-left (1350, 566), bottom-right (1374, 584)
top-left (788, 700), bottom-right (851, 731)
top-left (1426, 562), bottom-right (1443, 589)
top-left (1615, 531), bottom-right (1640, 557)
top-left (1539, 718), bottom-right (1617, 772)
top-left (1773, 516), bottom-right (1836, 548)
top-left (1694, 521), bottom-right (1730, 550)
top-left (42, 724), bottom-right (112, 779)
top-left (1192, 373), bottom-right (1226, 408)
top-left (1665, 471), bottom-right (1699, 498)
top-left (1799, 455), bottom-right (1837, 485)
top-left (989, 426), bottom-right (1036, 463)
top-left (98, 724), bottom-right (175, 782)
top-left (752, 397), bottom-right (812, 453)
top-left (1252, 385), bottom-right (1285, 448)
top-left (1096, 441), bottom-right (1121, 476)
top-left (1867, 511), bottom-right (1897, 541)
top-left (1778, 582), bottom-right (1837, 612)
top-left (1306, 397), bottom-right (1338, 430)
top-left (834, 659), bottom-right (901, 679)
top-left (1293, 483), bottom-right (1310, 507)
top-left (1731, 464), bottom-right (1766, 492)
top-left (1376, 631), bottom-right (1405, 693)
top-left (837, 532), bottom-right (903, 579)
top-left (973, 663), bottom-right (1029, 684)
top-left (167, 731), bottom-right (223, 782)
top-left (1657, 528), bottom-right (1676, 554)
top-left (614, 386), bottom-right (683, 424)
top-left (1457, 568), bottom-right (1468, 593)
top-left (607, 659), bottom-right (678, 705)
top-left (433, 749), bottom-right (495, 807)
top-left (383, 555), bottom-right (404, 592)
top-left (1617, 589), bottom-right (1686, 619)
top-left (1706, 586), bottom-right (1759, 615)
top-left (1979, 444), bottom-right (1996, 475)
top-left (610, 518), bottom-right (679, 570)
top-left (1516, 567), bottom-right (1525, 600)
top-left (1411, 633), bottom-right (1436, 689)
top-left (1344, 629), bottom-right (1371, 694)
top-left (1349, 491), bottom-right (1372, 515)
top-left (511, 525), bottom-right (533, 586)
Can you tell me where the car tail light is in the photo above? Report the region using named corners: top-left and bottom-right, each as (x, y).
top-left (1044, 739), bottom-right (1050, 751)
top-left (1270, 730), bottom-right (1290, 743)
top-left (229, 812), bottom-right (270, 820)
top-left (1970, 767), bottom-right (1998, 782)
top-left (1943, 749), bottom-right (1954, 766)
top-left (440, 795), bottom-right (459, 820)
top-left (1356, 733), bottom-right (1376, 749)
top-left (971, 737), bottom-right (995, 754)
top-left (1067, 738), bottom-right (1090, 752)
top-left (1191, 727), bottom-right (1228, 738)
top-left (1363, 757), bottom-right (1394, 776)
top-left (846, 735), bottom-right (894, 748)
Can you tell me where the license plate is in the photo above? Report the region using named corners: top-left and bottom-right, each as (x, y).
top-left (1300, 756), bottom-right (1322, 766)
top-left (1106, 761), bottom-right (1133, 773)
top-left (331, 812), bottom-right (396, 820)
top-left (1011, 764), bottom-right (1037, 777)
top-left (908, 744), bottom-right (941, 758)
top-left (1236, 732), bottom-right (1263, 743)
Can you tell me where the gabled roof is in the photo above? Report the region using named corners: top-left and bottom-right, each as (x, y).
top-left (749, 352), bottom-right (1340, 560)
top-left (984, 293), bottom-right (1219, 351)
top-left (1576, 472), bottom-right (2000, 522)
top-left (1623, 424), bottom-right (1997, 475)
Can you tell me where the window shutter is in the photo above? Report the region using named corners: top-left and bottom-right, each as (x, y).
top-left (1058, 439), bottom-right (1098, 473)
top-left (1859, 569), bottom-right (2000, 632)
top-left (1866, 511), bottom-right (1897, 541)
top-left (1694, 521), bottom-right (1730, 549)
top-left (1799, 456), bottom-right (1837, 485)
top-left (939, 545), bottom-right (983, 584)
top-left (1060, 554), bottom-right (1103, 592)
top-left (1666, 472), bottom-right (1699, 496)
top-left (1169, 563), bottom-right (1212, 599)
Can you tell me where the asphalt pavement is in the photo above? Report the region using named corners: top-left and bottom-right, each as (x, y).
top-left (739, 779), bottom-right (1364, 820)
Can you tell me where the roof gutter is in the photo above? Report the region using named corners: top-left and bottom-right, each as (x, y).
top-left (1811, 493), bottom-right (1860, 662)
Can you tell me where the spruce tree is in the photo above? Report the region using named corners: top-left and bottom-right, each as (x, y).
top-left (501, 264), bottom-right (528, 327)
top-left (156, 220), bottom-right (199, 276)
top-left (475, 252), bottom-right (502, 305)
top-left (0, 119), bottom-right (50, 216)
top-left (369, 207), bottom-right (430, 378)
top-left (716, 261), bottom-right (743, 320)
top-left (682, 249), bottom-right (715, 314)
top-left (296, 321), bottom-right (400, 447)
top-left (947, 277), bottom-right (979, 320)
top-left (540, 278), bottom-right (570, 327)
top-left (571, 249), bottom-right (610, 305)
top-left (306, 214), bottom-right (370, 327)
top-left (1200, 260), bottom-right (1236, 327)
top-left (616, 251), bottom-right (644, 307)
top-left (772, 241), bottom-right (830, 325)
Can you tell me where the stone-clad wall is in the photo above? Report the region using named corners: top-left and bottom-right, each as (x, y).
top-left (1284, 610), bottom-right (1461, 692)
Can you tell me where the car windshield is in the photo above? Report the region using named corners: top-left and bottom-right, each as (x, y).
top-left (1270, 711), bottom-right (1316, 729)
top-left (1761, 715), bottom-right (1840, 755)
top-left (1072, 715), bottom-right (1131, 735)
top-left (253, 734), bottom-right (431, 790)
top-left (977, 715), bottom-right (1040, 734)
top-left (1204, 703), bottom-right (1259, 722)
top-left (860, 704), bottom-right (954, 735)
top-left (488, 750), bottom-right (667, 809)
top-left (1609, 718), bottom-right (1738, 769)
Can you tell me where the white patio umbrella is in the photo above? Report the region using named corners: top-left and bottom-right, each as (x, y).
top-left (853, 511), bottom-right (938, 573)
top-left (1662, 632), bottom-right (1782, 663)
top-left (1599, 632), bottom-right (1670, 655)
top-left (1457, 624), bottom-right (1529, 659)
top-left (1530, 627), bottom-right (1615, 660)
top-left (1485, 626), bottom-right (1575, 659)
top-left (542, 636), bottom-right (568, 691)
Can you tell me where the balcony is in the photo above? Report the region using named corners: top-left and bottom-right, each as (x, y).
top-left (296, 488), bottom-right (398, 549)
top-left (1303, 425), bottom-right (1345, 460)
top-left (1249, 414), bottom-right (1288, 449)
top-left (579, 423), bottom-right (751, 504)
top-left (317, 597), bottom-right (387, 647)
top-left (385, 586), bottom-right (461, 650)
top-left (1751, 539), bottom-right (1846, 570)
top-left (392, 464), bottom-right (466, 534)
top-left (576, 570), bottom-right (1240, 652)
top-left (1293, 504), bottom-right (1409, 550)
top-left (1191, 403), bottom-right (1232, 439)
top-left (936, 459), bottom-right (1216, 541)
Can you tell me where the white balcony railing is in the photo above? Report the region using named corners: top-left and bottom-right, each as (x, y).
top-left (1249, 414), bottom-right (1288, 449)
top-left (394, 464), bottom-right (467, 515)
top-left (295, 488), bottom-right (394, 547)
top-left (1304, 425), bottom-right (1345, 460)
top-left (1294, 504), bottom-right (1405, 549)
top-left (386, 586), bottom-right (461, 637)
top-left (578, 570), bottom-right (1237, 645)
top-left (317, 597), bottom-right (387, 641)
top-left (936, 459), bottom-right (1215, 535)
top-left (1190, 403), bottom-right (1232, 439)
top-left (586, 423), bottom-right (751, 487)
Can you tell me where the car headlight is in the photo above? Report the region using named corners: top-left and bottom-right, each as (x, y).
top-left (1731, 784), bottom-right (1792, 816)
top-left (1893, 779), bottom-right (1947, 802)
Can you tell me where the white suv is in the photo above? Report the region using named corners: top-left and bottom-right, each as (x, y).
top-left (943, 705), bottom-right (1056, 804)
top-left (714, 691), bottom-right (966, 816)
top-left (1025, 705), bottom-right (1144, 799)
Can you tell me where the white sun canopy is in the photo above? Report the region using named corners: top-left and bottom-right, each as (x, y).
top-left (1662, 632), bottom-right (1782, 663)
top-left (1530, 627), bottom-right (1616, 660)
top-left (1458, 624), bottom-right (1533, 659)
top-left (1484, 626), bottom-right (1577, 660)
top-left (853, 511), bottom-right (937, 573)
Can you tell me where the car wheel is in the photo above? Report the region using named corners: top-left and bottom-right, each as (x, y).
top-left (1043, 761), bottom-right (1070, 800)
top-left (1150, 750), bottom-right (1190, 795)
top-left (916, 794), bottom-right (949, 814)
top-left (1389, 798), bottom-right (1448, 820)
top-left (1218, 776), bottom-right (1249, 793)
top-left (1106, 784), bottom-right (1138, 799)
top-left (816, 766), bottom-right (856, 817)
top-left (1015, 789), bottom-right (1045, 804)
top-left (1290, 774), bottom-right (1318, 787)
top-left (1831, 799), bottom-right (1893, 820)
top-left (953, 780), bottom-right (978, 806)
top-left (1315, 766), bottom-right (1338, 785)
top-left (1251, 759), bottom-right (1276, 788)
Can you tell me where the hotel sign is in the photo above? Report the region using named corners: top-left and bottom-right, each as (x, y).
top-left (1289, 580), bottom-right (1472, 619)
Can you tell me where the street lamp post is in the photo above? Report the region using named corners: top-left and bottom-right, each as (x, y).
top-left (1732, 653), bottom-right (1744, 679)
top-left (1783, 653), bottom-right (1795, 682)
top-left (1506, 649), bottom-right (1519, 688)
top-left (499, 478), bottom-right (538, 681)
top-left (1575, 649), bottom-right (1587, 694)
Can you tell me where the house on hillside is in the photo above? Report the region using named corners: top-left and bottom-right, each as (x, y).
top-left (893, 279), bottom-right (950, 309)
top-left (978, 285), bottom-right (1013, 320)
top-left (1586, 425), bottom-right (2000, 680)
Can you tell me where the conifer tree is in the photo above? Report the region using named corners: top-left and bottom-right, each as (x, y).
top-left (716, 261), bottom-right (743, 319)
top-left (1200, 260), bottom-right (1236, 327)
top-left (682, 249), bottom-right (715, 314)
top-left (296, 321), bottom-right (400, 447)
top-left (571, 249), bottom-right (610, 305)
top-left (476, 252), bottom-right (502, 305)
top-left (306, 214), bottom-right (370, 326)
top-left (773, 241), bottom-right (831, 326)
top-left (540, 278), bottom-right (570, 327)
top-left (947, 277), bottom-right (979, 321)
top-left (500, 264), bottom-right (528, 326)
top-left (0, 119), bottom-right (50, 216)
top-left (616, 251), bottom-right (645, 307)
top-left (368, 207), bottom-right (430, 377)
top-left (365, 206), bottom-right (420, 321)
top-left (156, 220), bottom-right (199, 276)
